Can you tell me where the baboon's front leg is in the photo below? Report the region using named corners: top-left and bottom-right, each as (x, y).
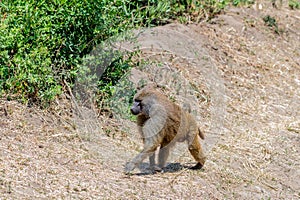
top-left (158, 145), bottom-right (171, 169)
top-left (125, 137), bottom-right (160, 174)
top-left (148, 152), bottom-right (162, 172)
top-left (149, 152), bottom-right (155, 167)
top-left (125, 149), bottom-right (156, 173)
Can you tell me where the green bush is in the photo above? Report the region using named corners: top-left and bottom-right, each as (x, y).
top-left (0, 0), bottom-right (131, 104)
top-left (0, 0), bottom-right (251, 105)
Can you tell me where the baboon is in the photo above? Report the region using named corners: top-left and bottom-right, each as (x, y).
top-left (125, 85), bottom-right (206, 173)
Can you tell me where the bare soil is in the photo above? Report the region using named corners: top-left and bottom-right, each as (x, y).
top-left (1, 1), bottom-right (299, 199)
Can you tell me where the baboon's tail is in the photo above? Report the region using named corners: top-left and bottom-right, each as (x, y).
top-left (198, 128), bottom-right (205, 140)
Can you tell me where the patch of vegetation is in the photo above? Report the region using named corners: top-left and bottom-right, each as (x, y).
top-left (232, 0), bottom-right (255, 6)
top-left (263, 15), bottom-right (281, 34)
top-left (289, 0), bottom-right (300, 9)
top-left (0, 0), bottom-right (254, 106)
top-left (0, 0), bottom-right (120, 105)
top-left (263, 15), bottom-right (278, 28)
top-left (97, 55), bottom-right (135, 103)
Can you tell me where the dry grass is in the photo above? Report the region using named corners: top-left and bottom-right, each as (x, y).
top-left (1, 1), bottom-right (300, 199)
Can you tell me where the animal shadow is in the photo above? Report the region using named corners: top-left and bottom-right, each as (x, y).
top-left (135, 162), bottom-right (187, 176)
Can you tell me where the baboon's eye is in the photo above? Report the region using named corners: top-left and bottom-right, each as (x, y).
top-left (135, 99), bottom-right (142, 105)
top-left (133, 99), bottom-right (142, 108)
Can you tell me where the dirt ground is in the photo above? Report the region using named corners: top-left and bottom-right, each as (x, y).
top-left (1, 1), bottom-right (299, 199)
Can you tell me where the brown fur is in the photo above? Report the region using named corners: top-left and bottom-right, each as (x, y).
top-left (125, 85), bottom-right (206, 173)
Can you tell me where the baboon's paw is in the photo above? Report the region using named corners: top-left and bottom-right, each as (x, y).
top-left (152, 165), bottom-right (163, 172)
top-left (189, 163), bottom-right (203, 170)
top-left (146, 165), bottom-right (162, 173)
top-left (124, 162), bottom-right (135, 174)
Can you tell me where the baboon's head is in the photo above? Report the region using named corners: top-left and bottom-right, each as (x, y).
top-left (130, 86), bottom-right (157, 116)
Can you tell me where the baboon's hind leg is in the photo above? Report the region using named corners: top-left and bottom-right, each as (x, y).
top-left (188, 134), bottom-right (206, 170)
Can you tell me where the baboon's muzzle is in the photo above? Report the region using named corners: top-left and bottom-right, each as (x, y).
top-left (130, 107), bottom-right (140, 115)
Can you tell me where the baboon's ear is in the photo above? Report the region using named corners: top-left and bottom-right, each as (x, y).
top-left (144, 83), bottom-right (157, 89)
top-left (136, 82), bottom-right (146, 90)
top-left (136, 84), bottom-right (143, 90)
top-left (136, 82), bottom-right (157, 90)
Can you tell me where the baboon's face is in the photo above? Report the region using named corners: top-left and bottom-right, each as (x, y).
top-left (130, 99), bottom-right (142, 115)
top-left (131, 87), bottom-right (156, 116)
